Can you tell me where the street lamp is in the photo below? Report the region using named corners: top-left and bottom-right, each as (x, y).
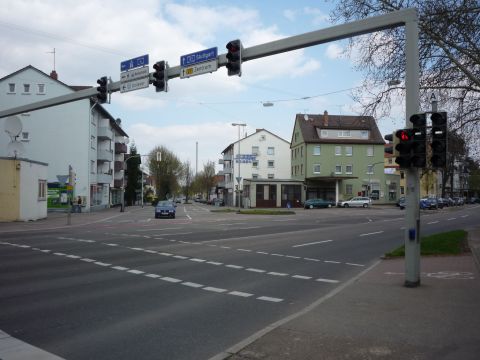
top-left (232, 123), bottom-right (246, 210)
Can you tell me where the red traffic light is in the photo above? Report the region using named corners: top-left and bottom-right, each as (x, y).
top-left (396, 129), bottom-right (412, 142)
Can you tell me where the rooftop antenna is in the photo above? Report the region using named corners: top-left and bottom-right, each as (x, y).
top-left (47, 48), bottom-right (56, 71)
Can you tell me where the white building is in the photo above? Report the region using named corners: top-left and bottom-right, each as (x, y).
top-left (219, 129), bottom-right (291, 207)
top-left (0, 65), bottom-right (129, 212)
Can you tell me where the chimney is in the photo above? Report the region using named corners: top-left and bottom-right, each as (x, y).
top-left (323, 110), bottom-right (329, 126)
top-left (50, 70), bottom-right (58, 80)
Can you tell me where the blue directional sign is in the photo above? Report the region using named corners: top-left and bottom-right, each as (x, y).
top-left (121, 54), bottom-right (149, 72)
top-left (181, 47), bottom-right (217, 67)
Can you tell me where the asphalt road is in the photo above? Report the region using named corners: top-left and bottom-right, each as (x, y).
top-left (1, 203), bottom-right (479, 360)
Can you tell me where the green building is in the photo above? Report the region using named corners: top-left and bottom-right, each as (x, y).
top-left (290, 111), bottom-right (400, 204)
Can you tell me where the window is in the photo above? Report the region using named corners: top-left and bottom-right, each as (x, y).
top-left (8, 83), bottom-right (15, 93)
top-left (91, 161), bottom-right (96, 174)
top-left (388, 158), bottom-right (393, 164)
top-left (21, 132), bottom-right (29, 141)
top-left (268, 160), bottom-right (274, 168)
top-left (294, 132), bottom-right (298, 142)
top-left (346, 184), bottom-right (353, 195)
top-left (267, 147), bottom-right (274, 155)
top-left (400, 186), bottom-right (405, 195)
top-left (313, 164), bottom-right (321, 174)
top-left (345, 146), bottom-right (353, 156)
top-left (361, 130), bottom-right (369, 139)
top-left (23, 84), bottom-right (30, 93)
top-left (367, 146), bottom-right (374, 157)
top-left (268, 174), bottom-right (274, 179)
top-left (400, 171), bottom-right (405, 179)
top-left (338, 130), bottom-right (351, 137)
top-left (335, 165), bottom-right (342, 174)
top-left (252, 161), bottom-right (258, 168)
top-left (90, 135), bottom-right (96, 149)
top-left (252, 146), bottom-right (259, 155)
top-left (301, 164), bottom-right (303, 175)
top-left (335, 146), bottom-right (341, 156)
top-left (37, 83), bottom-right (45, 94)
top-left (367, 165), bottom-right (374, 174)
top-left (321, 130), bottom-right (328, 138)
top-left (252, 174), bottom-right (259, 179)
top-left (291, 149), bottom-right (293, 159)
top-left (300, 147), bottom-right (303, 157)
top-left (291, 166), bottom-right (293, 176)
top-left (345, 165), bottom-right (353, 174)
top-left (313, 145), bottom-right (321, 155)
top-left (38, 180), bottom-right (47, 200)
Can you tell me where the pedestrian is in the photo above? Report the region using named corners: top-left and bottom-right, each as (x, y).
top-left (77, 196), bottom-right (82, 213)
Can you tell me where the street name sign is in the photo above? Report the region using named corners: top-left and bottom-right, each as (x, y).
top-left (120, 77), bottom-right (150, 93)
top-left (120, 66), bottom-right (150, 82)
top-left (121, 54), bottom-right (149, 72)
top-left (181, 47), bottom-right (217, 67)
top-left (180, 59), bottom-right (218, 79)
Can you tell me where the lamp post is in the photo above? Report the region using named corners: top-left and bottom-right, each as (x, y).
top-left (121, 154), bottom-right (146, 212)
top-left (231, 123), bottom-right (246, 210)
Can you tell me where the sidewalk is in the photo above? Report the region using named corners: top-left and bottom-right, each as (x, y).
top-left (0, 206), bottom-right (145, 234)
top-left (217, 230), bottom-right (480, 360)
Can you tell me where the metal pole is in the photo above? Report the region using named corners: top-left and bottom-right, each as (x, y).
top-left (141, 166), bottom-right (144, 208)
top-left (238, 126), bottom-right (241, 211)
top-left (404, 15), bottom-right (421, 287)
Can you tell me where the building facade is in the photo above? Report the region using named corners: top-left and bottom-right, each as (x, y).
top-left (0, 65), bottom-right (128, 212)
top-left (219, 129), bottom-right (291, 207)
top-left (291, 111), bottom-right (399, 204)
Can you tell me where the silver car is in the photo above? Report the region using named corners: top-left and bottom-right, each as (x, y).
top-left (337, 196), bottom-right (372, 208)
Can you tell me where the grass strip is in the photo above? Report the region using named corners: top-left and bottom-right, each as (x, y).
top-left (385, 230), bottom-right (467, 258)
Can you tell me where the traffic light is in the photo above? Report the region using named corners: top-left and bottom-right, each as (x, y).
top-left (409, 113), bottom-right (427, 168)
top-left (152, 61), bottom-right (168, 92)
top-left (430, 112), bottom-right (448, 167)
top-left (226, 39), bottom-right (242, 76)
top-left (395, 128), bottom-right (414, 168)
top-left (96, 76), bottom-right (108, 104)
top-left (384, 132), bottom-right (399, 158)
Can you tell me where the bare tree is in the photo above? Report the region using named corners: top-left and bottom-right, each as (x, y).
top-left (182, 160), bottom-right (194, 202)
top-left (330, 0), bottom-right (480, 156)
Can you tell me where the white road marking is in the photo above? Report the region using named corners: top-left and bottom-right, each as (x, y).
top-left (292, 275), bottom-right (312, 280)
top-left (271, 253), bottom-right (285, 257)
top-left (112, 266), bottom-right (129, 271)
top-left (189, 258), bottom-right (206, 262)
top-left (447, 218), bottom-right (456, 221)
top-left (94, 262), bottom-right (111, 266)
top-left (229, 291), bottom-right (253, 297)
top-left (160, 277), bottom-right (182, 283)
top-left (257, 296), bottom-right (283, 303)
top-left (127, 269), bottom-right (145, 275)
top-left (304, 258), bottom-right (320, 262)
top-left (461, 215), bottom-right (469, 218)
top-left (105, 243), bottom-right (119, 246)
top-left (427, 221), bottom-right (439, 224)
top-left (130, 247), bottom-right (145, 251)
top-left (80, 258), bottom-right (95, 262)
top-left (292, 240), bottom-right (333, 247)
top-left (237, 249), bottom-right (252, 252)
top-left (267, 272), bottom-right (288, 276)
top-left (181, 282), bottom-right (203, 288)
top-left (203, 286), bottom-right (227, 293)
top-left (316, 278), bottom-right (340, 283)
top-left (256, 251), bottom-right (269, 255)
top-left (144, 250), bottom-right (157, 254)
top-left (246, 268), bottom-right (266, 273)
top-left (206, 261), bottom-right (223, 265)
top-left (66, 255), bottom-right (80, 259)
top-left (159, 252), bottom-right (173, 256)
top-left (286, 255), bottom-right (301, 259)
top-left (346, 263), bottom-right (365, 267)
top-left (226, 265), bottom-right (244, 269)
top-left (53, 252), bottom-right (66, 256)
top-left (145, 273), bottom-right (161, 278)
top-left (359, 231), bottom-right (384, 237)
top-left (220, 246), bottom-right (231, 249)
top-left (173, 255), bottom-right (189, 259)
top-left (325, 260), bottom-right (341, 264)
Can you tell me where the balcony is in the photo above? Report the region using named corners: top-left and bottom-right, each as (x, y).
top-left (97, 149), bottom-right (113, 162)
top-left (223, 154), bottom-right (232, 161)
top-left (222, 167), bottom-right (233, 174)
top-left (217, 181), bottom-right (226, 188)
top-left (114, 179), bottom-right (123, 188)
top-left (114, 161), bottom-right (124, 171)
top-left (97, 173), bottom-right (113, 184)
top-left (97, 127), bottom-right (113, 140)
top-left (115, 142), bottom-right (127, 154)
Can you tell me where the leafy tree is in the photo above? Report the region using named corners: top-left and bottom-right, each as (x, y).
top-left (147, 146), bottom-right (182, 200)
top-left (196, 161), bottom-right (217, 199)
top-left (125, 142), bottom-right (141, 206)
top-left (329, 0), bottom-right (480, 155)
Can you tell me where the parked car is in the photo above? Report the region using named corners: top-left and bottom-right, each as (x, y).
top-left (420, 198), bottom-right (438, 210)
top-left (337, 196), bottom-right (372, 208)
top-left (437, 197), bottom-right (447, 209)
top-left (154, 201), bottom-right (176, 219)
top-left (304, 198), bottom-right (335, 209)
top-left (453, 197), bottom-right (464, 206)
top-left (396, 197), bottom-right (405, 207)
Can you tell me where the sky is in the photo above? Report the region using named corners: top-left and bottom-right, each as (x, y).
top-left (0, 0), bottom-right (406, 172)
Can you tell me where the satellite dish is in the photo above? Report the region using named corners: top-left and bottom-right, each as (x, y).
top-left (4, 116), bottom-right (23, 137)
top-left (7, 141), bottom-right (25, 157)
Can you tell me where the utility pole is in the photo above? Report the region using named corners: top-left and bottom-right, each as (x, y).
top-left (232, 123), bottom-right (246, 210)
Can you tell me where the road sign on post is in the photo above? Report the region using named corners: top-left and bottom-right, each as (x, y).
top-left (181, 47), bottom-right (217, 67)
top-left (121, 54), bottom-right (149, 72)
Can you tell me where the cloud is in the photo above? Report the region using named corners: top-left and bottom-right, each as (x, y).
top-left (283, 9), bottom-right (297, 22)
top-left (303, 7), bottom-right (329, 26)
top-left (325, 43), bottom-right (344, 59)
